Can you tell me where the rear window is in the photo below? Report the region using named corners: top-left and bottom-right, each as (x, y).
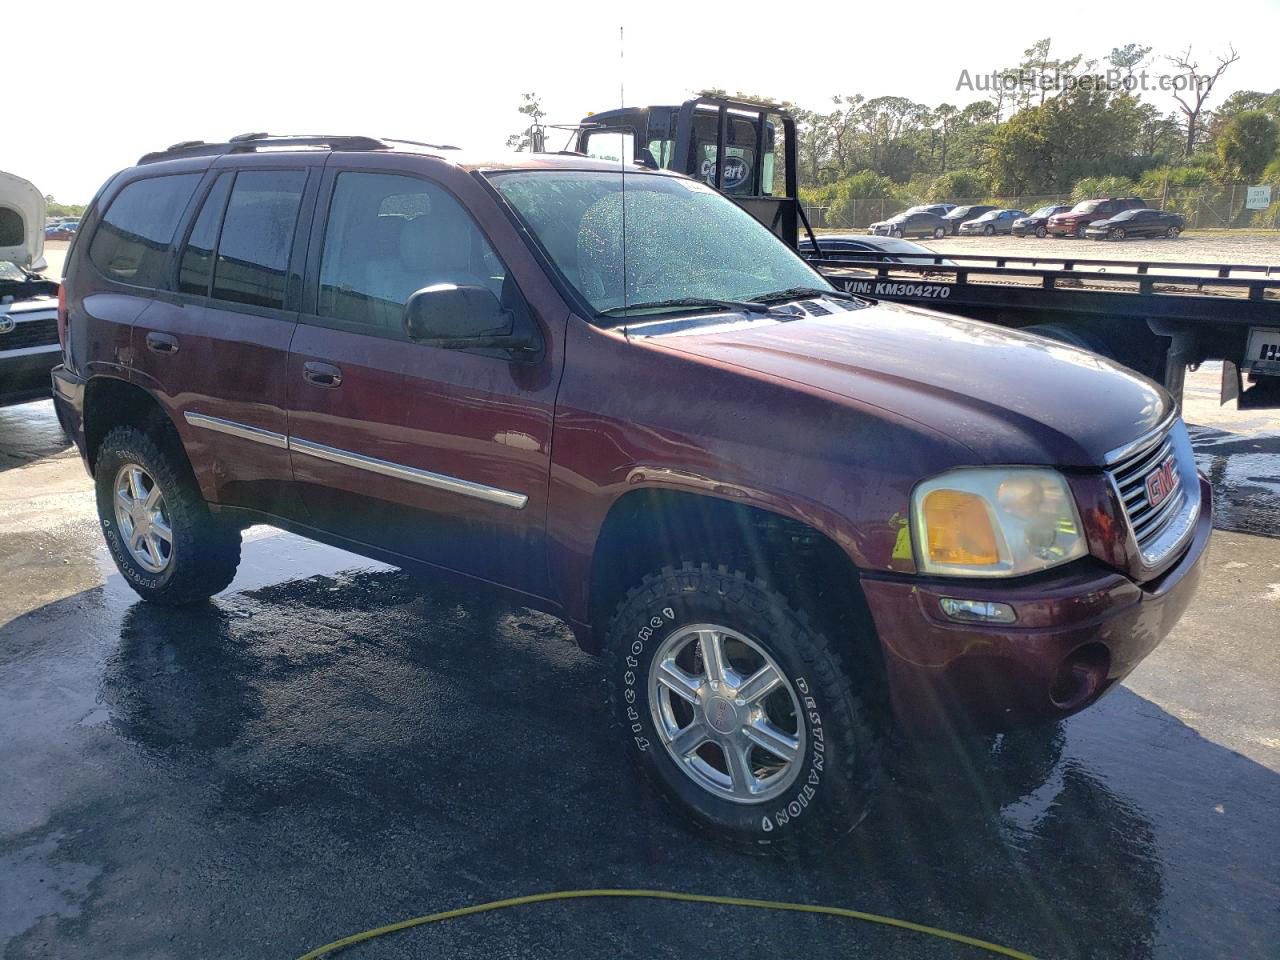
top-left (0, 206), bottom-right (22, 247)
top-left (210, 170), bottom-right (306, 310)
top-left (89, 174), bottom-right (201, 287)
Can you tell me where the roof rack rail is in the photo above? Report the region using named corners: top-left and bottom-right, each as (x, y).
top-left (137, 133), bottom-right (391, 165)
top-left (381, 137), bottom-right (461, 151)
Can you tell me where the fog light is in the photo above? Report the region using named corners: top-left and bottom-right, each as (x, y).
top-left (939, 598), bottom-right (1017, 624)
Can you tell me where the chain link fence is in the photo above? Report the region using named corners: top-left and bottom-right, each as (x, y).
top-left (805, 183), bottom-right (1280, 231)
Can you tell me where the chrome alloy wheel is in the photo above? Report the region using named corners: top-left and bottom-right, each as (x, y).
top-left (649, 623), bottom-right (805, 804)
top-left (113, 464), bottom-right (173, 573)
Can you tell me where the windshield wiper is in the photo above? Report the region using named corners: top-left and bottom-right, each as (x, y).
top-left (751, 286), bottom-right (858, 304)
top-left (598, 297), bottom-right (787, 319)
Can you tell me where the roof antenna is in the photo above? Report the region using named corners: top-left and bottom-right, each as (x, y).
top-left (620, 24), bottom-right (630, 341)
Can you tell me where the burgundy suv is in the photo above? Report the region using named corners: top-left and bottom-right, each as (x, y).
top-left (1047, 197), bottom-right (1146, 237)
top-left (52, 135), bottom-right (1210, 846)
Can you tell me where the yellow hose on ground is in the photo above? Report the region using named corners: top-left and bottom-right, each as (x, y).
top-left (296, 888), bottom-right (1039, 960)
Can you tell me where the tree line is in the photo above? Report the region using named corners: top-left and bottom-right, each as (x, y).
top-left (776, 40), bottom-right (1278, 222)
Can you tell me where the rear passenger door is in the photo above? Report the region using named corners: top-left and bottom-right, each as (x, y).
top-left (131, 158), bottom-right (320, 517)
top-left (286, 161), bottom-right (561, 597)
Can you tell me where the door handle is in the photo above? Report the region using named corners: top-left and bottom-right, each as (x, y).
top-left (302, 361), bottom-right (343, 388)
top-left (145, 332), bottom-right (179, 355)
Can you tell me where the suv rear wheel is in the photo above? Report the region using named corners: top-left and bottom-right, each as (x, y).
top-left (604, 562), bottom-right (881, 847)
top-left (95, 425), bottom-right (241, 605)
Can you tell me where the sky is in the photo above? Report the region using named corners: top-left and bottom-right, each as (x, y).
top-left (9, 0), bottom-right (1279, 202)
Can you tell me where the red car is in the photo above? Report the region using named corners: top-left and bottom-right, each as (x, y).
top-left (52, 136), bottom-right (1209, 845)
top-left (1046, 197), bottom-right (1146, 237)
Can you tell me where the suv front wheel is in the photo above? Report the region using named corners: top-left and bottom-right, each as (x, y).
top-left (604, 562), bottom-right (881, 847)
top-left (95, 425), bottom-right (242, 605)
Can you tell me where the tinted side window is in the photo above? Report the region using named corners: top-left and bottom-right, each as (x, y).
top-left (89, 174), bottom-right (201, 288)
top-left (178, 173), bottom-right (232, 296)
top-left (211, 170), bottom-right (306, 310)
top-left (317, 172), bottom-right (507, 333)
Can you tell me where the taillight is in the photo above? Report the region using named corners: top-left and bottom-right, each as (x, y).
top-left (57, 284), bottom-right (68, 350)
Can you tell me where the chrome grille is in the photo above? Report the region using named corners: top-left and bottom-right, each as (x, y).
top-left (1105, 422), bottom-right (1194, 566)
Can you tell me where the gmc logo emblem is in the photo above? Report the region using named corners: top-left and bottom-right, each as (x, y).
top-left (1144, 455), bottom-right (1180, 509)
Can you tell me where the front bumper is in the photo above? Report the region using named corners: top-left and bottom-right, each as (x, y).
top-left (0, 347), bottom-right (62, 407)
top-left (1046, 220), bottom-right (1084, 235)
top-left (861, 476), bottom-right (1212, 736)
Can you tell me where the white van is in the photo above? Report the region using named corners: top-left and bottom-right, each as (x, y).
top-left (1, 171), bottom-right (60, 407)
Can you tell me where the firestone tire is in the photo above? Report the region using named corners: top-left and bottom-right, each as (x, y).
top-left (603, 562), bottom-right (882, 849)
top-left (95, 425), bottom-right (242, 606)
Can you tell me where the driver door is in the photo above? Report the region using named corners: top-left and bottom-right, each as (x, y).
top-left (286, 160), bottom-right (560, 597)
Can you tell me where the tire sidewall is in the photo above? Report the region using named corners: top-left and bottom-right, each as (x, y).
top-left (1035, 225), bottom-right (1047, 238)
top-left (95, 433), bottom-right (185, 596)
top-left (608, 570), bottom-right (857, 844)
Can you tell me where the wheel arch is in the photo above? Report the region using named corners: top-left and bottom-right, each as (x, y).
top-left (585, 487), bottom-right (886, 701)
top-left (83, 376), bottom-right (183, 476)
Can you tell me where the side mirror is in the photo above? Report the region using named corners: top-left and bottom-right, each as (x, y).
top-left (402, 283), bottom-right (537, 354)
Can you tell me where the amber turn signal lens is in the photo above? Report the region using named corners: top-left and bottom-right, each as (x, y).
top-left (922, 490), bottom-right (1000, 566)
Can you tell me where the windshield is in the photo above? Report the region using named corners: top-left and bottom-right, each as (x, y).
top-left (1111, 209), bottom-right (1137, 220)
top-left (490, 170), bottom-right (830, 316)
top-left (976, 211), bottom-right (998, 220)
top-left (1072, 201), bottom-right (1100, 214)
top-left (944, 207), bottom-right (972, 218)
top-left (1032, 206), bottom-right (1060, 217)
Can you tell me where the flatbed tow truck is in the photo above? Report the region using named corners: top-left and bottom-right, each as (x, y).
top-left (573, 96), bottom-right (1280, 409)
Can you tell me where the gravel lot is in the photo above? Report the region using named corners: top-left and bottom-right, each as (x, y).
top-left (892, 231), bottom-right (1280, 266)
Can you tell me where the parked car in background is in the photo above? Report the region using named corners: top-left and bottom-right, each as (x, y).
top-left (45, 223), bottom-right (76, 241)
top-left (1012, 205), bottom-right (1070, 238)
top-left (2, 171), bottom-right (60, 408)
top-left (867, 208), bottom-right (948, 239)
top-left (956, 209), bottom-right (1027, 236)
top-left (798, 234), bottom-right (955, 266)
top-left (939, 204), bottom-right (997, 235)
top-left (1047, 197), bottom-right (1146, 238)
top-left (53, 133), bottom-right (1210, 846)
top-left (1085, 208), bottom-right (1185, 240)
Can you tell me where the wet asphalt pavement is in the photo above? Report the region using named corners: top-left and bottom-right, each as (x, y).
top-left (1, 379), bottom-right (1278, 960)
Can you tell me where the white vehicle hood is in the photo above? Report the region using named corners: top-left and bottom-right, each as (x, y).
top-left (0, 171), bottom-right (46, 270)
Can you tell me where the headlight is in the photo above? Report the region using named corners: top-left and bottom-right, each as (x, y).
top-left (911, 468), bottom-right (1087, 577)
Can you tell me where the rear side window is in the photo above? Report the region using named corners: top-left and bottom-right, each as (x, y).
top-left (211, 170), bottom-right (306, 310)
top-left (178, 173), bottom-right (233, 296)
top-left (89, 174), bottom-right (201, 287)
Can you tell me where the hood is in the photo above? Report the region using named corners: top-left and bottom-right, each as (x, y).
top-left (650, 303), bottom-right (1171, 468)
top-left (0, 171), bottom-right (45, 270)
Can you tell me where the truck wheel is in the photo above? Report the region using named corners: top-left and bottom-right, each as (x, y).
top-left (1074, 224), bottom-right (1087, 238)
top-left (95, 425), bottom-right (241, 605)
top-left (604, 562), bottom-right (881, 847)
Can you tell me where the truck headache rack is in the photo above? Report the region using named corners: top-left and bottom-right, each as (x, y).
top-left (137, 133), bottom-right (460, 165)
